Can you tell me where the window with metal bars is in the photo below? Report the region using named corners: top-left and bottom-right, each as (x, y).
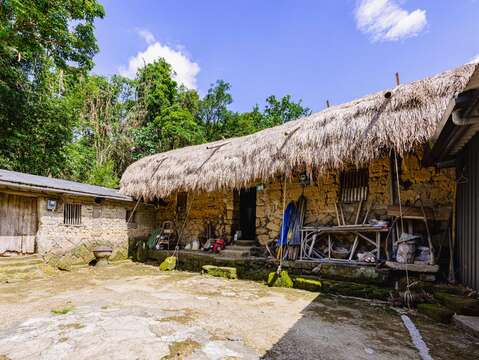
top-left (64, 203), bottom-right (82, 225)
top-left (339, 168), bottom-right (369, 203)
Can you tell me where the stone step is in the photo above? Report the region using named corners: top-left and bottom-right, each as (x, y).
top-left (0, 254), bottom-right (42, 262)
top-left (234, 240), bottom-right (256, 247)
top-left (218, 249), bottom-right (250, 258)
top-left (226, 245), bottom-right (254, 251)
top-left (0, 264), bottom-right (41, 275)
top-left (0, 255), bottom-right (43, 268)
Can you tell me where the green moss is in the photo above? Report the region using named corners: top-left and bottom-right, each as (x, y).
top-left (37, 263), bottom-right (57, 276)
top-left (159, 256), bottom-right (177, 271)
top-left (202, 265), bottom-right (238, 279)
top-left (51, 306), bottom-right (75, 315)
top-left (294, 277), bottom-right (322, 292)
top-left (417, 303), bottom-right (454, 323)
top-left (319, 279), bottom-right (391, 301)
top-left (314, 263), bottom-right (388, 284)
top-left (161, 339), bottom-right (200, 359)
top-left (434, 292), bottom-right (479, 316)
top-left (267, 270), bottom-right (293, 288)
top-left (110, 244), bottom-right (129, 262)
top-left (70, 244), bottom-right (95, 264)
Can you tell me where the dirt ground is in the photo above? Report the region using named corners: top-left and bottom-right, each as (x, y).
top-left (0, 262), bottom-right (478, 360)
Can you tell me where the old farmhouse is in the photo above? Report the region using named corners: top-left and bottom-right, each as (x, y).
top-left (120, 63), bottom-right (479, 289)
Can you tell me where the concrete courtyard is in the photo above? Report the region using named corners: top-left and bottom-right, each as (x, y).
top-left (0, 262), bottom-right (478, 360)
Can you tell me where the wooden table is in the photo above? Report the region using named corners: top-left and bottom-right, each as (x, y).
top-left (299, 224), bottom-right (389, 262)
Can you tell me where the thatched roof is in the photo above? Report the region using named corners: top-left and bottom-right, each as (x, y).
top-left (121, 63), bottom-right (479, 201)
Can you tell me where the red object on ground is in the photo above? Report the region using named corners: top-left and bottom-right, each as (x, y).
top-left (212, 239), bottom-right (225, 253)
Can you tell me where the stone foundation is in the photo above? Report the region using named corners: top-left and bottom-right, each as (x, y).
top-left (35, 196), bottom-right (156, 269)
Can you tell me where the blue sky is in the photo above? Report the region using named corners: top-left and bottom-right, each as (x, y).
top-left (93, 0), bottom-right (479, 112)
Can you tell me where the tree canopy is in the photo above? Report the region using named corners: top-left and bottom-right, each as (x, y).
top-left (0, 1), bottom-right (311, 187)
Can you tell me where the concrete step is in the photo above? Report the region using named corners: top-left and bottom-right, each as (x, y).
top-left (234, 240), bottom-right (256, 247)
top-left (227, 245), bottom-right (254, 251)
top-left (454, 315), bottom-right (479, 338)
top-left (218, 249), bottom-right (251, 258)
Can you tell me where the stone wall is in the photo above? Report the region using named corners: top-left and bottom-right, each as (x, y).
top-left (156, 191), bottom-right (234, 245)
top-left (255, 150), bottom-right (455, 246)
top-left (35, 196), bottom-right (156, 268)
top-left (154, 150), bottom-right (455, 251)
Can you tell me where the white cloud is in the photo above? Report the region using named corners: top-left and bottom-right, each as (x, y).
top-left (468, 54), bottom-right (479, 64)
top-left (119, 30), bottom-right (200, 89)
top-left (355, 0), bottom-right (427, 42)
top-left (137, 29), bottom-right (155, 45)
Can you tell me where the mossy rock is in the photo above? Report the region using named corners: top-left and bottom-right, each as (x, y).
top-left (159, 256), bottom-right (177, 271)
top-left (70, 244), bottom-right (95, 264)
top-left (38, 263), bottom-right (58, 276)
top-left (417, 303), bottom-right (454, 323)
top-left (110, 244), bottom-right (129, 262)
top-left (293, 277), bottom-right (322, 292)
top-left (267, 270), bottom-right (293, 288)
top-left (320, 279), bottom-right (391, 301)
top-left (434, 292), bottom-right (479, 316)
top-left (313, 263), bottom-right (388, 285)
top-left (202, 265), bottom-right (237, 279)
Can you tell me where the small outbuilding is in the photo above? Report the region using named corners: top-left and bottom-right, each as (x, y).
top-left (0, 169), bottom-right (156, 268)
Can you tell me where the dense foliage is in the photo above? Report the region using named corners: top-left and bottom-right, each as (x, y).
top-left (0, 1), bottom-right (310, 187)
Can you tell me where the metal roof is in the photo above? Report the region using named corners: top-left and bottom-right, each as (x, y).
top-left (0, 169), bottom-right (133, 202)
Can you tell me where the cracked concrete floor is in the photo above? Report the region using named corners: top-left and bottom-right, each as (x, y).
top-left (0, 262), bottom-right (478, 360)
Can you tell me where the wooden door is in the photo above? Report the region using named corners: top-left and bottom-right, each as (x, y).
top-left (0, 193), bottom-right (37, 254)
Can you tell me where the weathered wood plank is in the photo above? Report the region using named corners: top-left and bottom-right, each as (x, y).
top-left (0, 193), bottom-right (37, 253)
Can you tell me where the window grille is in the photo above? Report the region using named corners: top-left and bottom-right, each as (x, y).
top-left (339, 168), bottom-right (369, 203)
top-left (64, 203), bottom-right (82, 225)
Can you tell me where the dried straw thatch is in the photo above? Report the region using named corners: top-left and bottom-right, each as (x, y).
top-left (121, 63), bottom-right (478, 200)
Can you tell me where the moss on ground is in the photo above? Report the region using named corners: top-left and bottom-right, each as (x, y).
top-left (417, 303), bottom-right (454, 323)
top-left (51, 306), bottom-right (75, 315)
top-left (161, 339), bottom-right (200, 359)
top-left (202, 265), bottom-right (237, 279)
top-left (268, 270), bottom-right (293, 288)
top-left (294, 277), bottom-right (322, 292)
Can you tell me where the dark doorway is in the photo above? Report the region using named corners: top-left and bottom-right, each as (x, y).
top-left (239, 187), bottom-right (256, 240)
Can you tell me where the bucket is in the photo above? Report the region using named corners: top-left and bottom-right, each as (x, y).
top-left (397, 241), bottom-right (416, 264)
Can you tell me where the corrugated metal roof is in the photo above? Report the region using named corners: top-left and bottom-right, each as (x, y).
top-left (0, 169), bottom-right (133, 202)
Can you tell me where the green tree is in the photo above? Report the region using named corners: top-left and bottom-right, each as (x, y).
top-left (63, 74), bottom-right (134, 187)
top-left (199, 80), bottom-right (233, 140)
top-left (130, 59), bottom-right (205, 158)
top-left (260, 95), bottom-right (311, 128)
top-left (0, 0), bottom-right (105, 176)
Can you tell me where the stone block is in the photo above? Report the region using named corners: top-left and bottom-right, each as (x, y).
top-left (159, 256), bottom-right (177, 271)
top-left (434, 292), bottom-right (479, 316)
top-left (293, 277), bottom-right (322, 292)
top-left (202, 265), bottom-right (237, 279)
